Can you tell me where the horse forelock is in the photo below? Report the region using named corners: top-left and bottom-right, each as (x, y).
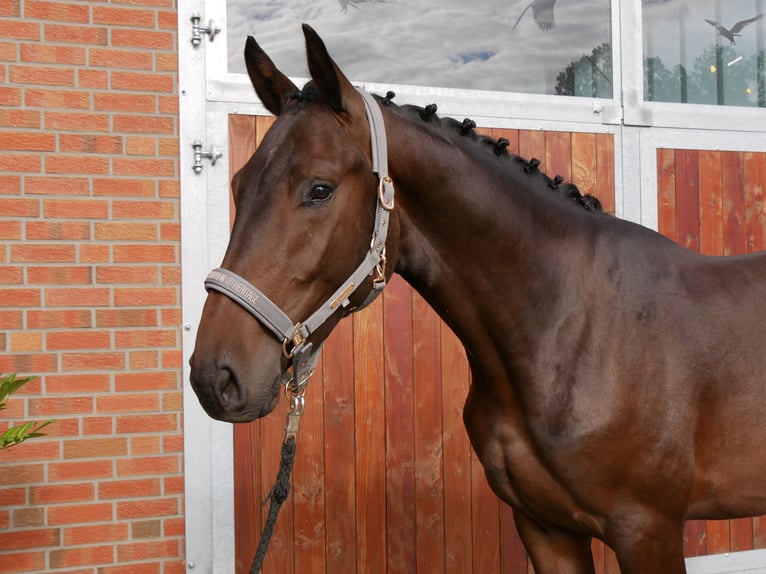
top-left (372, 93), bottom-right (606, 215)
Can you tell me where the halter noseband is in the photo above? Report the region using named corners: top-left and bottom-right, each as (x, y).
top-left (204, 88), bottom-right (394, 404)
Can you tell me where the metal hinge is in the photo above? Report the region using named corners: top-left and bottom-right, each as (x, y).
top-left (190, 13), bottom-right (220, 47)
top-left (192, 140), bottom-right (222, 174)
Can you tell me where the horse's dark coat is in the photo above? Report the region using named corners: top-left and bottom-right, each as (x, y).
top-left (190, 24), bottom-right (766, 573)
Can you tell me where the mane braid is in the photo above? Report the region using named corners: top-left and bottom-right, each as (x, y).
top-left (369, 91), bottom-right (606, 214)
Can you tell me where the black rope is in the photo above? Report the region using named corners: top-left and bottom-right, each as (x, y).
top-left (249, 436), bottom-right (297, 574)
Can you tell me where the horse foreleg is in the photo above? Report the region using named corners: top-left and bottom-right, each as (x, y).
top-left (513, 509), bottom-right (596, 574)
top-left (608, 513), bottom-right (686, 574)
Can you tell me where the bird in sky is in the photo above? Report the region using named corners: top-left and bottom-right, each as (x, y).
top-left (704, 13), bottom-right (763, 45)
top-left (512, 0), bottom-right (557, 32)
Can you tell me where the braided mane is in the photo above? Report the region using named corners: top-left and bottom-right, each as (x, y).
top-left (375, 91), bottom-right (605, 214)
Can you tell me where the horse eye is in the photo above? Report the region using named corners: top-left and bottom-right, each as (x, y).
top-left (309, 183), bottom-right (334, 203)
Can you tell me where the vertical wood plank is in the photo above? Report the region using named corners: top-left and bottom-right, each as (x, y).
top-left (323, 318), bottom-right (357, 572)
top-left (657, 149), bottom-right (677, 242)
top-left (501, 507), bottom-right (528, 574)
top-left (441, 324), bottom-right (472, 573)
top-left (674, 149), bottom-right (701, 253)
top-left (730, 517), bottom-right (754, 552)
top-left (684, 520), bottom-right (708, 558)
top-left (471, 449), bottom-right (501, 574)
top-left (519, 129), bottom-right (547, 172)
top-left (591, 539), bottom-right (605, 574)
top-left (698, 150), bottom-right (724, 256)
top-left (353, 300), bottom-right (387, 573)
top-left (571, 132), bottom-right (597, 198)
top-left (413, 292), bottom-right (446, 573)
top-left (384, 276), bottom-right (417, 573)
top-left (595, 133), bottom-right (616, 215)
top-left (744, 151), bottom-right (766, 254)
top-left (722, 151), bottom-right (747, 256)
top-left (545, 130), bottom-right (572, 182)
top-left (292, 350), bottom-right (326, 574)
top-left (707, 519), bottom-right (731, 556)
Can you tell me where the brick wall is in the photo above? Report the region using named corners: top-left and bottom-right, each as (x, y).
top-left (0, 1), bottom-right (184, 572)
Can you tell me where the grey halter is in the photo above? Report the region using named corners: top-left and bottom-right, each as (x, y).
top-left (204, 88), bottom-right (394, 404)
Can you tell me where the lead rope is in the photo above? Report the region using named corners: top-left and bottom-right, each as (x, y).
top-left (249, 387), bottom-right (304, 574)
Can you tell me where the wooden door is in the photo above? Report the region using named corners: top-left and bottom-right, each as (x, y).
top-left (657, 148), bottom-right (766, 559)
top-left (227, 114), bottom-right (619, 573)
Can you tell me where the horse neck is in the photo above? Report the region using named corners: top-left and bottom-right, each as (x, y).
top-left (383, 112), bottom-right (593, 383)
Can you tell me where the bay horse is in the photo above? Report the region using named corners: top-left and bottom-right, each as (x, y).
top-left (189, 24), bottom-right (766, 573)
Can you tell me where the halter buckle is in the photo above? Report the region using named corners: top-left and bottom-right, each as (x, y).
top-left (282, 322), bottom-right (306, 359)
top-left (372, 248), bottom-right (387, 288)
top-left (378, 176), bottom-right (395, 211)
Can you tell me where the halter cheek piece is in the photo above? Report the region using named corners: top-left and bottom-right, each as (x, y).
top-left (203, 88), bottom-right (394, 428)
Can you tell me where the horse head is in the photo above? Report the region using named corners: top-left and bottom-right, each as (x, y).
top-left (190, 25), bottom-right (398, 422)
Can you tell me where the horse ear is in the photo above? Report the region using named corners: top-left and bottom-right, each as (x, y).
top-left (302, 23), bottom-right (363, 116)
top-left (244, 36), bottom-right (299, 116)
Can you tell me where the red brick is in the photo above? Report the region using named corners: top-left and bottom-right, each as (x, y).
top-left (77, 68), bottom-right (108, 89)
top-left (25, 87), bottom-right (90, 109)
top-left (47, 330), bottom-right (111, 350)
top-left (96, 265), bottom-right (158, 284)
top-left (25, 0), bottom-right (89, 22)
top-left (129, 350), bottom-right (159, 370)
top-left (30, 483), bottom-right (95, 505)
top-left (20, 43), bottom-right (86, 65)
top-left (0, 197), bottom-right (40, 216)
top-left (0, 288), bottom-right (40, 306)
top-left (115, 329), bottom-right (176, 348)
top-left (158, 135), bottom-right (178, 155)
top-left (0, 109), bottom-right (41, 128)
top-left (99, 563), bottom-right (161, 574)
top-left (0, 86), bottom-right (22, 106)
top-left (163, 517), bottom-right (185, 537)
top-left (82, 416), bottom-right (113, 435)
top-left (46, 373), bottom-right (111, 394)
top-left (49, 459), bottom-right (113, 482)
top-left (112, 157), bottom-right (175, 177)
top-left (0, 221), bottom-right (21, 240)
top-left (0, 131), bottom-right (55, 151)
top-left (48, 544), bottom-right (114, 567)
top-left (61, 352), bottom-right (125, 371)
top-left (93, 93), bottom-right (155, 113)
top-left (59, 134), bottom-right (123, 154)
top-left (11, 244), bottom-right (75, 263)
top-left (27, 309), bottom-right (92, 329)
top-left (26, 222), bottom-right (91, 241)
top-left (161, 392), bottom-right (182, 414)
top-left (11, 507), bottom-right (45, 528)
top-left (45, 287), bottom-right (110, 306)
top-left (79, 244), bottom-right (110, 262)
top-left (113, 244), bottom-right (175, 263)
top-left (116, 498), bottom-right (178, 520)
top-left (116, 413), bottom-right (177, 434)
top-left (93, 177), bottom-right (155, 197)
top-left (9, 64), bottom-right (75, 86)
top-left (93, 6), bottom-right (155, 27)
top-left (117, 539), bottom-right (179, 562)
top-left (0, 153), bottom-right (41, 172)
top-left (0, 21), bottom-right (40, 41)
top-left (116, 455), bottom-right (178, 476)
top-left (99, 478), bottom-right (161, 500)
top-left (160, 349), bottom-right (182, 369)
top-left (0, 440), bottom-right (59, 462)
top-left (131, 435), bottom-right (161, 455)
top-left (97, 393), bottom-right (159, 413)
top-left (95, 308), bottom-right (157, 328)
top-left (0, 0), bottom-right (21, 17)
top-left (126, 136), bottom-right (156, 155)
top-left (28, 396), bottom-right (92, 416)
top-left (0, 487), bottom-right (26, 506)
top-left (0, 353), bottom-right (57, 373)
top-left (46, 155), bottom-right (110, 175)
top-left (94, 222), bottom-right (158, 241)
top-left (114, 287), bottom-right (177, 306)
top-left (44, 23), bottom-right (107, 45)
top-left (25, 176), bottom-right (90, 195)
top-left (113, 115), bottom-right (174, 134)
top-left (156, 53), bottom-right (177, 74)
top-left (63, 523), bottom-right (129, 546)
top-left (27, 265), bottom-right (92, 284)
top-left (114, 371), bottom-right (176, 392)
top-left (0, 463), bottom-right (45, 486)
top-left (0, 174), bottom-right (21, 193)
top-left (63, 437), bottom-right (128, 459)
top-left (90, 48), bottom-right (153, 70)
top-left (112, 71), bottom-right (174, 93)
top-left (45, 111), bottom-right (109, 131)
top-left (0, 528), bottom-right (60, 551)
top-left (113, 29), bottom-right (174, 50)
top-left (0, 551), bottom-right (46, 572)
top-left (132, 518), bottom-right (161, 538)
top-left (44, 198), bottom-right (109, 219)
top-left (160, 222), bottom-right (180, 241)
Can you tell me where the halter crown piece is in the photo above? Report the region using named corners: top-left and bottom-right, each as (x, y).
top-left (204, 88), bottom-right (394, 439)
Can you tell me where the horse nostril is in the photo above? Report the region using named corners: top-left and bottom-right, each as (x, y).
top-left (217, 367), bottom-right (243, 409)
